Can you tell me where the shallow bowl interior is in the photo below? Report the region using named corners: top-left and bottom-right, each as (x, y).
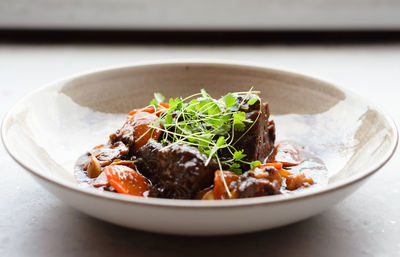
top-left (2, 62), bottom-right (397, 235)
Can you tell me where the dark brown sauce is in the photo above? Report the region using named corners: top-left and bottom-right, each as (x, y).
top-left (75, 153), bottom-right (95, 186)
top-left (275, 143), bottom-right (328, 193)
top-left (74, 141), bottom-right (328, 196)
top-left (75, 152), bottom-right (117, 192)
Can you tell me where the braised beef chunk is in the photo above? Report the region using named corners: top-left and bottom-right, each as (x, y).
top-left (221, 95), bottom-right (276, 167)
top-left (237, 97), bottom-right (275, 163)
top-left (109, 118), bottom-right (136, 146)
top-left (237, 166), bottom-right (282, 198)
top-left (136, 142), bottom-right (219, 199)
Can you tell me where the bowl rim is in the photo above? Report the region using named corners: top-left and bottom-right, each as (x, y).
top-left (2, 60), bottom-right (398, 209)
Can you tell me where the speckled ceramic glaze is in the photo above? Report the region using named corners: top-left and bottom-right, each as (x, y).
top-left (2, 61), bottom-right (398, 235)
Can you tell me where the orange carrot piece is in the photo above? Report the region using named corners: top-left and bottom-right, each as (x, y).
top-left (128, 108), bottom-right (155, 116)
top-left (155, 103), bottom-right (169, 115)
top-left (127, 111), bottom-right (162, 152)
top-left (129, 103), bottom-right (169, 117)
top-left (286, 173), bottom-right (314, 190)
top-left (158, 102), bottom-right (169, 109)
top-left (257, 162), bottom-right (283, 170)
top-left (104, 165), bottom-right (152, 196)
top-left (213, 170), bottom-right (239, 200)
top-left (278, 168), bottom-right (292, 178)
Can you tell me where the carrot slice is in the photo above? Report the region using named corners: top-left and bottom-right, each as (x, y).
top-left (155, 103), bottom-right (169, 116)
top-left (104, 165), bottom-right (152, 196)
top-left (213, 170), bottom-right (239, 200)
top-left (278, 168), bottom-right (292, 178)
top-left (127, 111), bottom-right (162, 152)
top-left (158, 102), bottom-right (169, 109)
top-left (128, 108), bottom-right (155, 116)
top-left (128, 103), bottom-right (169, 117)
top-left (257, 162), bottom-right (283, 170)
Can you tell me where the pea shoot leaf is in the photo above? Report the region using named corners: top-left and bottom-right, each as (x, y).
top-left (233, 111), bottom-right (247, 131)
top-left (197, 132), bottom-right (213, 148)
top-left (248, 97), bottom-right (258, 106)
top-left (233, 150), bottom-right (246, 161)
top-left (208, 102), bottom-right (221, 116)
top-left (206, 136), bottom-right (226, 165)
top-left (169, 98), bottom-right (182, 111)
top-left (164, 113), bottom-right (173, 125)
top-left (196, 99), bottom-right (211, 113)
top-left (216, 136), bottom-right (226, 147)
top-left (223, 93), bottom-right (236, 108)
top-left (150, 99), bottom-right (157, 106)
top-left (250, 161), bottom-right (262, 169)
top-left (186, 99), bottom-right (198, 111)
top-left (229, 163), bottom-right (242, 175)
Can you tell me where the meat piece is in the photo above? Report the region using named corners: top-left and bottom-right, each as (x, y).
top-left (201, 166), bottom-right (282, 200)
top-left (236, 96), bottom-right (275, 163)
top-left (268, 142), bottom-right (304, 166)
top-left (220, 95), bottom-right (276, 168)
top-left (135, 142), bottom-right (219, 199)
top-left (109, 111), bottom-right (161, 153)
top-left (91, 141), bottom-right (129, 167)
top-left (109, 119), bottom-right (135, 147)
top-left (237, 166), bottom-right (282, 198)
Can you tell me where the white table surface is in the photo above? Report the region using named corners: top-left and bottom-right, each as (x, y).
top-left (0, 43), bottom-right (399, 257)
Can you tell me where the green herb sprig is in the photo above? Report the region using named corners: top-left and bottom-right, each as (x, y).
top-left (148, 89), bottom-right (262, 176)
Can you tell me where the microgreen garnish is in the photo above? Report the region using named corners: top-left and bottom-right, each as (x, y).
top-left (233, 150), bottom-right (246, 162)
top-left (228, 163), bottom-right (242, 175)
top-left (247, 97), bottom-right (258, 106)
top-left (250, 161), bottom-right (262, 169)
top-left (148, 89), bottom-right (262, 178)
top-left (223, 93), bottom-right (236, 108)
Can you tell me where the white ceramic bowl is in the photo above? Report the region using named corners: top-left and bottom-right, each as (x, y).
top-left (2, 61), bottom-right (398, 235)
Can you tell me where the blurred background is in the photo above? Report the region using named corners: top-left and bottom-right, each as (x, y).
top-left (2, 0), bottom-right (400, 30)
top-left (1, 0), bottom-right (400, 42)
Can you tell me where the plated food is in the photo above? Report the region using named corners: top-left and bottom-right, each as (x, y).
top-left (2, 62), bottom-right (396, 235)
top-left (76, 89), bottom-right (327, 200)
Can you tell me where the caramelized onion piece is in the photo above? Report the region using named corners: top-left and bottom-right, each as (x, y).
top-left (201, 189), bottom-right (215, 200)
top-left (87, 155), bottom-right (102, 178)
top-left (93, 171), bottom-right (110, 187)
top-left (286, 173), bottom-right (314, 190)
